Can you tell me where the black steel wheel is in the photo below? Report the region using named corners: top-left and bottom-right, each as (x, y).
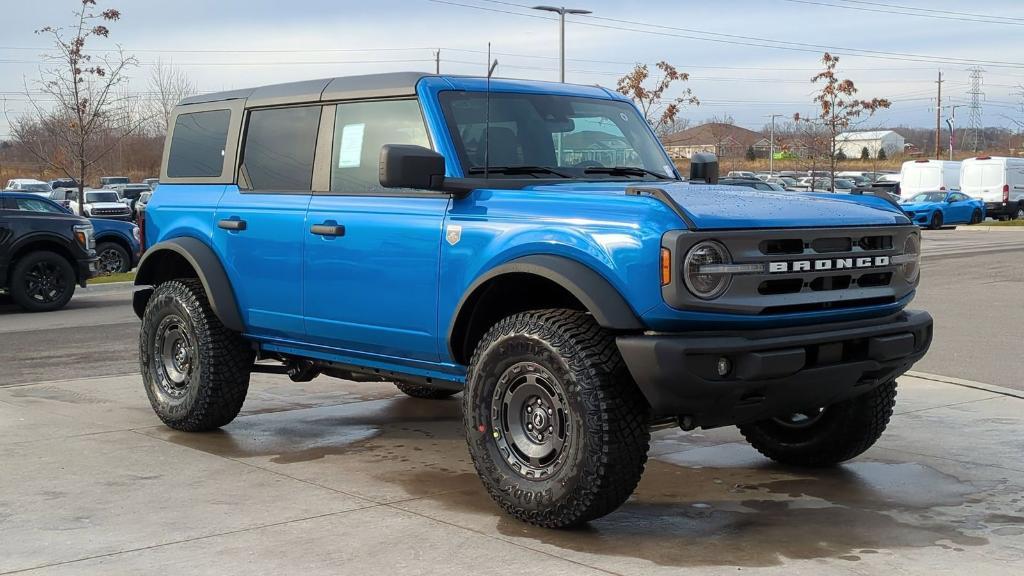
top-left (9, 251), bottom-right (76, 312)
top-left (464, 309), bottom-right (650, 528)
top-left (739, 379), bottom-right (898, 467)
top-left (96, 241), bottom-right (130, 275)
top-left (140, 279), bottom-right (254, 431)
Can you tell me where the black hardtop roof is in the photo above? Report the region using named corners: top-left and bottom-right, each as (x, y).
top-left (178, 71), bottom-right (432, 107)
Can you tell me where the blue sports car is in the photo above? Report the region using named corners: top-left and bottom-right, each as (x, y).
top-left (900, 190), bottom-right (985, 229)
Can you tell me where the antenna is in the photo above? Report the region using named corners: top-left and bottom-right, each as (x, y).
top-left (484, 43), bottom-right (498, 179)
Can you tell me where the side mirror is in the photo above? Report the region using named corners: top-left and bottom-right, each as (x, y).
top-left (689, 152), bottom-right (719, 184)
top-left (379, 145), bottom-right (446, 190)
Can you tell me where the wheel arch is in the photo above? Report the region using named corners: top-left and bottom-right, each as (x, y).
top-left (133, 237), bottom-right (244, 332)
top-left (9, 234), bottom-right (78, 274)
top-left (446, 254), bottom-right (643, 365)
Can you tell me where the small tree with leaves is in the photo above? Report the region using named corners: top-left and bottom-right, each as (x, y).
top-left (617, 61), bottom-right (699, 136)
top-left (836, 149), bottom-right (847, 161)
top-left (794, 53), bottom-right (890, 190)
top-left (746, 145), bottom-right (757, 161)
top-left (8, 0), bottom-right (138, 214)
top-left (877, 147), bottom-right (887, 161)
top-left (861, 146), bottom-right (870, 161)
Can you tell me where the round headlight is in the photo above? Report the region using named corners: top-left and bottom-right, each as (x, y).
top-left (684, 240), bottom-right (732, 299)
top-left (901, 233), bottom-right (920, 283)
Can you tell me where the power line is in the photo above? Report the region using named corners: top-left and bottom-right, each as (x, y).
top-left (834, 0), bottom-right (1024, 22)
top-left (450, 0), bottom-right (1024, 69)
top-left (777, 0), bottom-right (1024, 26)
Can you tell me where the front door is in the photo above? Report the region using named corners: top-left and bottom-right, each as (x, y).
top-left (212, 105), bottom-right (319, 340)
top-left (303, 99), bottom-right (449, 363)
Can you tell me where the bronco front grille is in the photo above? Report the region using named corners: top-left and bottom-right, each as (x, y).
top-left (662, 226), bottom-right (919, 316)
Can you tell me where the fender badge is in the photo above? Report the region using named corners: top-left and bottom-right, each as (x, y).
top-left (446, 225), bottom-right (462, 246)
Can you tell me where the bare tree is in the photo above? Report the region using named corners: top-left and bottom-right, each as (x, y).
top-left (7, 0), bottom-right (138, 213)
top-left (148, 58), bottom-right (197, 135)
top-left (794, 53), bottom-right (890, 190)
top-left (617, 61), bottom-right (699, 135)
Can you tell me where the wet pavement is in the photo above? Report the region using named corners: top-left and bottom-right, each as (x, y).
top-left (1, 373), bottom-right (1022, 575)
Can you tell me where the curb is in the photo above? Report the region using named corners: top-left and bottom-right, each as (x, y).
top-left (906, 370), bottom-right (1024, 400)
top-left (81, 281), bottom-right (136, 294)
top-left (953, 225), bottom-right (1024, 231)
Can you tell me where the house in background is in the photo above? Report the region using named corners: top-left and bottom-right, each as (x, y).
top-left (660, 123), bottom-right (762, 159)
top-left (835, 130), bottom-right (905, 158)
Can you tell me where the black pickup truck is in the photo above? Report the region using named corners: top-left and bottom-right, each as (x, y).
top-left (0, 192), bottom-right (98, 311)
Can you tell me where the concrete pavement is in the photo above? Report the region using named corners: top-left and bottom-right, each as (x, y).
top-left (1, 371), bottom-right (1022, 575)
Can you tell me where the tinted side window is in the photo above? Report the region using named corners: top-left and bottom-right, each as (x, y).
top-left (331, 100), bottom-right (430, 193)
top-left (167, 110), bottom-right (231, 178)
top-left (15, 198), bottom-right (64, 213)
top-left (242, 106), bottom-right (321, 191)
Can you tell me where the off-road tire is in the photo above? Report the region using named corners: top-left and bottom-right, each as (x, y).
top-left (139, 279), bottom-right (254, 431)
top-left (738, 379), bottom-right (898, 467)
top-left (464, 309), bottom-right (650, 528)
top-left (928, 212), bottom-right (944, 230)
top-left (970, 209), bottom-right (983, 225)
top-left (394, 381), bottom-right (459, 399)
top-left (9, 250), bottom-right (76, 312)
top-left (96, 241), bottom-right (131, 275)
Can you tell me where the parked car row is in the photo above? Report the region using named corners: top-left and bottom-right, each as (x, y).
top-left (3, 176), bottom-right (157, 223)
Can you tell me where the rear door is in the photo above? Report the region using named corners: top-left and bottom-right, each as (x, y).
top-left (302, 99), bottom-right (449, 363)
top-left (212, 105), bottom-right (319, 339)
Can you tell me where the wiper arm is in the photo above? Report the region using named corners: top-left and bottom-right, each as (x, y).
top-left (467, 165), bottom-right (572, 178)
top-left (583, 166), bottom-right (675, 180)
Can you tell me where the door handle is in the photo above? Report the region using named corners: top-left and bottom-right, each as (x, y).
top-left (311, 223), bottom-right (346, 237)
top-left (218, 219), bottom-right (247, 231)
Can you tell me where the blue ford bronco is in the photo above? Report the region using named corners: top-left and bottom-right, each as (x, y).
top-left (134, 72), bottom-right (932, 527)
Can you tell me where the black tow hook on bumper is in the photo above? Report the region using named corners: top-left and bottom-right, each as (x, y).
top-left (617, 310), bottom-right (933, 429)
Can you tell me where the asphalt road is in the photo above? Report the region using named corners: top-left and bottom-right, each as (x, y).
top-left (0, 229), bottom-right (1021, 389)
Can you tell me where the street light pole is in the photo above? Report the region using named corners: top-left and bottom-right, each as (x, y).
top-left (532, 5), bottom-right (592, 83)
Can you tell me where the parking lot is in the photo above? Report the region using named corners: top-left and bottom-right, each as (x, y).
top-left (0, 229), bottom-right (1021, 575)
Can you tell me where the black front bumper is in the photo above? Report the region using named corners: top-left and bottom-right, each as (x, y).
top-left (76, 256), bottom-right (99, 286)
top-left (617, 310), bottom-right (933, 428)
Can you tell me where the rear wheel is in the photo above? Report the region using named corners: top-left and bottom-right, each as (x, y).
top-left (9, 251), bottom-right (76, 312)
top-left (140, 279), bottom-right (254, 431)
top-left (1014, 203), bottom-right (1024, 221)
top-left (394, 381), bottom-right (458, 399)
top-left (739, 379), bottom-right (897, 467)
top-left (464, 309), bottom-right (650, 528)
top-left (928, 211), bottom-right (944, 230)
top-left (970, 209), bottom-right (983, 225)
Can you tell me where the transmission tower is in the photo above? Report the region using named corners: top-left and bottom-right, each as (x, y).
top-left (964, 67), bottom-right (985, 152)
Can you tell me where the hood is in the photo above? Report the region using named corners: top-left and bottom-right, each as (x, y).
top-left (524, 181), bottom-right (908, 230)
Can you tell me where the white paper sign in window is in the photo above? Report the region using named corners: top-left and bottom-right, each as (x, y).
top-left (338, 123), bottom-right (366, 168)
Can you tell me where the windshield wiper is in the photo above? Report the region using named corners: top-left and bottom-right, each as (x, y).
top-left (467, 165), bottom-right (572, 178)
top-left (583, 166), bottom-right (675, 180)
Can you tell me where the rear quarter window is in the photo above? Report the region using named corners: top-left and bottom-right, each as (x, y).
top-left (167, 109), bottom-right (231, 178)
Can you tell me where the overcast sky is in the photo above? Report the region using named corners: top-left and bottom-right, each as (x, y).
top-left (4, 0), bottom-right (1024, 137)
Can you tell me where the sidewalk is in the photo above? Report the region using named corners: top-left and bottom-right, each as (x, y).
top-left (1, 372), bottom-right (1021, 575)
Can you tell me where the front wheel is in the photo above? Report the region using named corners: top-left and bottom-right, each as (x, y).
top-left (739, 379), bottom-right (897, 467)
top-left (9, 251), bottom-right (76, 312)
top-left (140, 279), bottom-right (254, 431)
top-left (96, 242), bottom-right (131, 275)
top-left (464, 309), bottom-right (650, 528)
top-left (928, 211), bottom-right (944, 230)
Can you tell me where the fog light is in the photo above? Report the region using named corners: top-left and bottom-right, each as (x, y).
top-left (716, 357), bottom-right (731, 377)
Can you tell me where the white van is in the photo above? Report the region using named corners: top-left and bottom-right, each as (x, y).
top-left (959, 156), bottom-right (1024, 220)
top-left (899, 160), bottom-right (961, 197)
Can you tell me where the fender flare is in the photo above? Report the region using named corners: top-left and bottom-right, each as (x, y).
top-left (447, 254), bottom-right (644, 359)
top-left (133, 237), bottom-right (244, 332)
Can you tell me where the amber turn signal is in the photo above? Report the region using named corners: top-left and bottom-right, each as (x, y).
top-left (660, 248), bottom-right (671, 286)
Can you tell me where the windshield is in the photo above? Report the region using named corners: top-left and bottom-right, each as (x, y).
top-left (86, 191), bottom-right (121, 203)
top-left (439, 92), bottom-right (676, 180)
top-left (906, 192), bottom-right (946, 203)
